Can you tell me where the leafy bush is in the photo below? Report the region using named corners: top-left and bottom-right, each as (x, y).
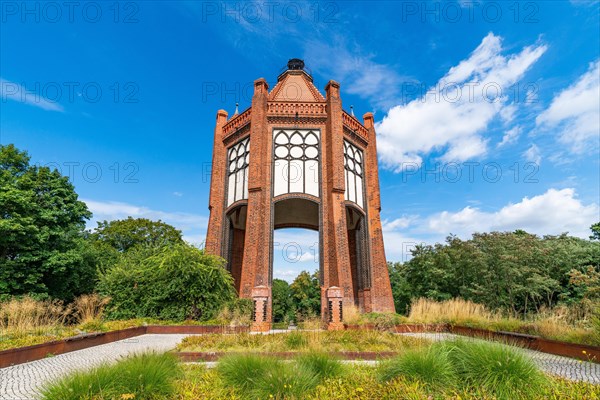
top-left (442, 339), bottom-right (549, 399)
top-left (378, 346), bottom-right (456, 388)
top-left (98, 244), bottom-right (236, 321)
top-left (41, 352), bottom-right (180, 400)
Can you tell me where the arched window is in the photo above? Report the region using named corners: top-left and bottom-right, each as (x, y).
top-left (273, 129), bottom-right (320, 197)
top-left (226, 137), bottom-right (250, 206)
top-left (344, 141), bottom-right (364, 209)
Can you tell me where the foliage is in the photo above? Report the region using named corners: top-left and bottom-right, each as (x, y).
top-left (290, 270), bottom-right (321, 318)
top-left (216, 353), bottom-right (343, 400)
top-left (390, 231), bottom-right (600, 316)
top-left (590, 222), bottom-right (600, 241)
top-left (98, 244), bottom-right (236, 321)
top-left (296, 352), bottom-right (346, 380)
top-left (272, 278), bottom-right (295, 323)
top-left (177, 330), bottom-right (424, 353)
top-left (177, 363), bottom-right (599, 400)
top-left (441, 339), bottom-right (549, 400)
top-left (378, 346), bottom-right (456, 388)
top-left (215, 298), bottom-right (253, 326)
top-left (0, 144), bottom-right (95, 301)
top-left (90, 216), bottom-right (184, 253)
top-left (41, 352), bottom-right (180, 400)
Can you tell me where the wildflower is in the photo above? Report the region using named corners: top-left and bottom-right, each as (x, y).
top-left (120, 394), bottom-right (136, 400)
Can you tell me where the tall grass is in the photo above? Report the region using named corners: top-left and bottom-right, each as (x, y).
top-left (408, 298), bottom-right (494, 324)
top-left (377, 345), bottom-right (456, 388)
top-left (296, 352), bottom-right (346, 380)
top-left (0, 297), bottom-right (69, 336)
top-left (440, 339), bottom-right (549, 400)
top-left (41, 352), bottom-right (180, 400)
top-left (72, 294), bottom-right (110, 324)
top-left (217, 353), bottom-right (334, 399)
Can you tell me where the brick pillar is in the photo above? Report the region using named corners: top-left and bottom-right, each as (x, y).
top-left (321, 80), bottom-right (353, 321)
top-left (363, 112), bottom-right (395, 313)
top-left (205, 110), bottom-right (228, 256)
top-left (238, 78), bottom-right (272, 303)
top-left (251, 285), bottom-right (271, 332)
top-left (326, 286), bottom-right (344, 330)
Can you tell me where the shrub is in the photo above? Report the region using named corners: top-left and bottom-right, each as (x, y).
top-left (378, 346), bottom-right (456, 388)
top-left (98, 244), bottom-right (236, 321)
top-left (41, 352), bottom-right (180, 400)
top-left (442, 339), bottom-right (549, 399)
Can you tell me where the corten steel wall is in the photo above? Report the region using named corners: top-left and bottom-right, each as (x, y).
top-left (204, 64), bottom-right (396, 326)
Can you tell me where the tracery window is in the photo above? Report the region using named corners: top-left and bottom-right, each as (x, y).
top-left (273, 129), bottom-right (320, 197)
top-left (344, 141), bottom-right (364, 209)
top-left (226, 138), bottom-right (249, 206)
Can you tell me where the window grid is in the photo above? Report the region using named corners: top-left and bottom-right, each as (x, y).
top-left (344, 141), bottom-right (364, 209)
top-left (273, 129), bottom-right (320, 197)
top-left (226, 138), bottom-right (250, 206)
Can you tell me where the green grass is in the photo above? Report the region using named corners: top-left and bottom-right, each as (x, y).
top-left (216, 353), bottom-right (342, 399)
top-left (41, 352), bottom-right (180, 400)
top-left (377, 345), bottom-right (456, 388)
top-left (296, 352), bottom-right (346, 380)
top-left (440, 339), bottom-right (550, 400)
top-left (177, 363), bottom-right (599, 400)
top-left (177, 330), bottom-right (426, 353)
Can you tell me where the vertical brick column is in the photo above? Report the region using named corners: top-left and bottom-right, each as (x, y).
top-left (321, 81), bottom-right (353, 319)
top-left (326, 286), bottom-right (344, 330)
top-left (251, 285), bottom-right (271, 332)
top-left (205, 110), bottom-right (228, 256)
top-left (239, 78), bottom-right (272, 303)
top-left (363, 112), bottom-right (395, 313)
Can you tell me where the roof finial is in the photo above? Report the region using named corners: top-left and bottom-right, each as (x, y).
top-left (233, 102), bottom-right (239, 116)
top-left (350, 105), bottom-right (355, 117)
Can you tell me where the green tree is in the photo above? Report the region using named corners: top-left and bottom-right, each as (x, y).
top-left (590, 222), bottom-right (600, 241)
top-left (91, 217), bottom-right (183, 252)
top-left (290, 270), bottom-right (321, 318)
top-left (98, 244), bottom-right (235, 321)
top-left (0, 144), bottom-right (95, 300)
top-left (272, 278), bottom-right (295, 322)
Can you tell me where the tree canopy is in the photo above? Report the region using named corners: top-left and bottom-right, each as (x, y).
top-left (91, 217), bottom-right (183, 252)
top-left (0, 144), bottom-right (95, 301)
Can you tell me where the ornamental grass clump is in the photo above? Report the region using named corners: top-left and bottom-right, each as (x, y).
top-left (441, 339), bottom-right (549, 400)
top-left (41, 352), bottom-right (180, 400)
top-left (216, 353), bottom-right (345, 399)
top-left (295, 352), bottom-right (346, 380)
top-left (377, 345), bottom-right (456, 389)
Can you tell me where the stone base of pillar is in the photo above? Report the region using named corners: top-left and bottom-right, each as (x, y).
top-left (325, 286), bottom-right (344, 331)
top-left (250, 285), bottom-right (271, 332)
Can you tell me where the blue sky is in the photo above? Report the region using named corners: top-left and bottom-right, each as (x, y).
top-left (1, 0), bottom-right (599, 282)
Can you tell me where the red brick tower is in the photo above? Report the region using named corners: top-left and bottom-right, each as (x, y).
top-left (205, 59), bottom-right (395, 331)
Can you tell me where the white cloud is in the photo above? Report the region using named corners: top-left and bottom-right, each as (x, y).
top-left (83, 199), bottom-right (208, 245)
top-left (0, 78), bottom-right (65, 112)
top-left (376, 33), bottom-right (547, 171)
top-left (497, 126), bottom-right (522, 147)
top-left (382, 215), bottom-right (417, 231)
top-left (536, 60), bottom-right (600, 154)
top-left (523, 144), bottom-right (542, 164)
top-left (426, 188), bottom-right (598, 238)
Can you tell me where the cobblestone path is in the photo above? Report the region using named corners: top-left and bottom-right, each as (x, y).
top-left (0, 334), bottom-right (189, 400)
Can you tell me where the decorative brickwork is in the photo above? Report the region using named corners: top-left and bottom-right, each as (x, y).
top-left (205, 60), bottom-right (395, 331)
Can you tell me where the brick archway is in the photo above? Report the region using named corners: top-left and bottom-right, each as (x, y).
top-left (205, 59), bottom-right (395, 331)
